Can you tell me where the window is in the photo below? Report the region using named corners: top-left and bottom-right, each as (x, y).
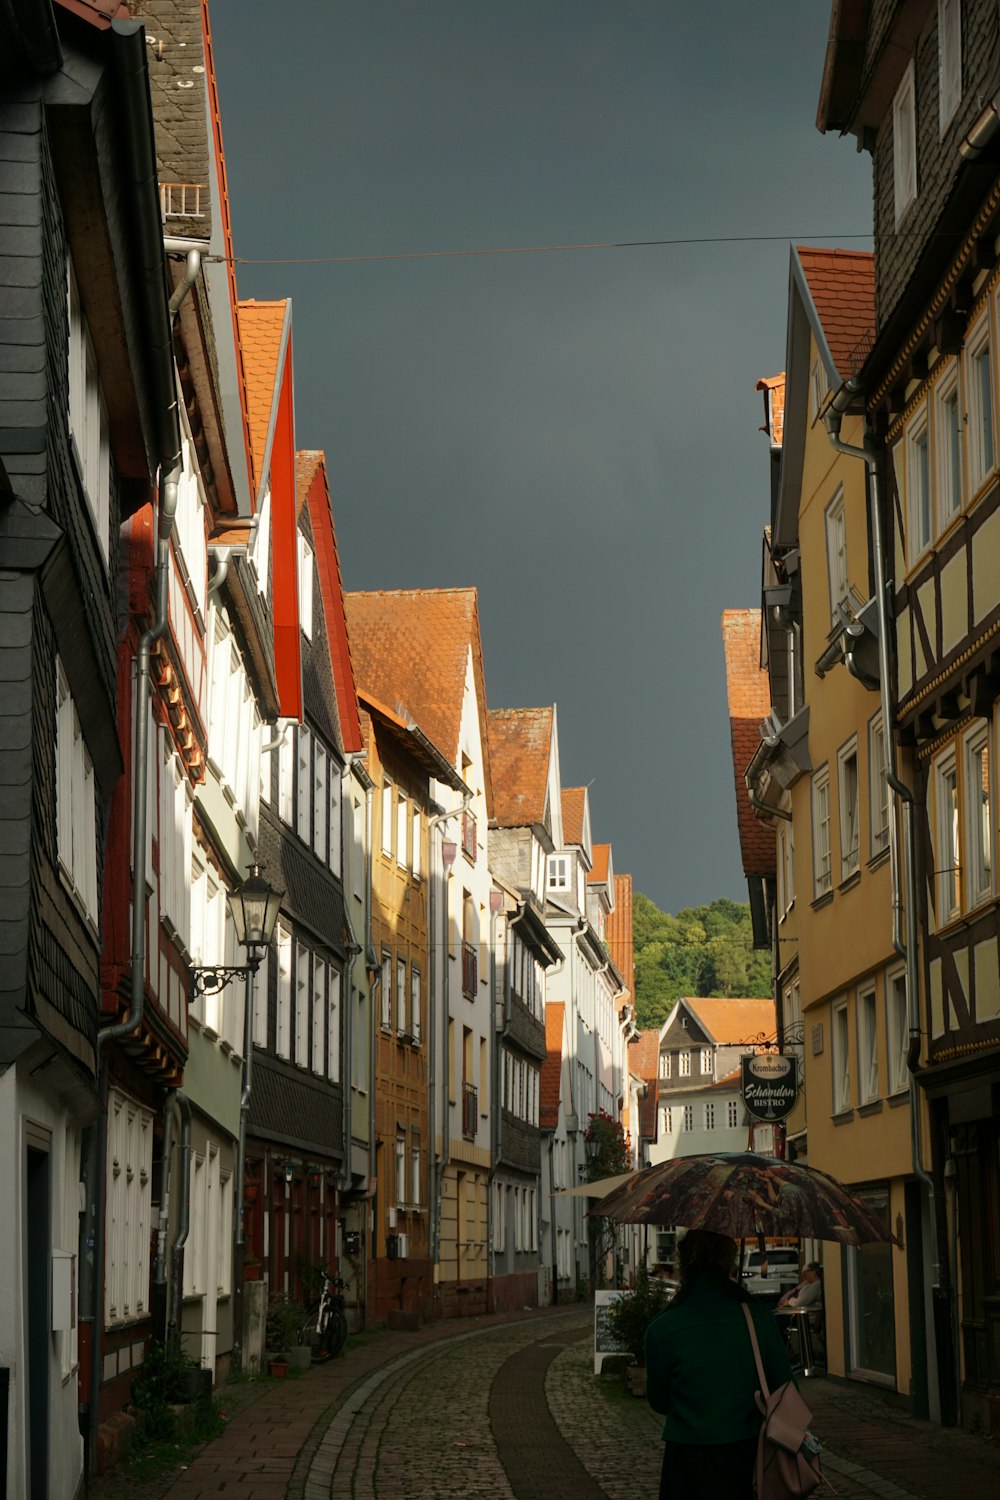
top-left (777, 822), bottom-right (795, 917)
top-left (812, 765), bottom-right (832, 897)
top-left (704, 1102), bottom-right (715, 1130)
top-left (381, 782), bottom-right (393, 857)
top-left (174, 435), bottom-right (207, 619)
top-left (832, 999), bottom-right (851, 1113)
top-left (935, 368), bottom-right (963, 528)
top-left (251, 489), bottom-right (270, 597)
top-left (313, 743), bottom-right (328, 862)
top-left (660, 1106), bottom-right (672, 1134)
top-left (328, 766), bottom-right (342, 876)
top-left (908, 410), bottom-right (931, 560)
top-left (887, 971), bottom-right (909, 1095)
top-left (411, 968), bottom-right (422, 1044)
top-left (295, 942), bottom-right (310, 1068)
top-left (966, 318), bottom-right (995, 492)
top-left (158, 731), bottom-right (193, 952)
top-left (297, 534), bottom-right (314, 639)
top-left (278, 727), bottom-right (294, 824)
top-left (411, 1143), bottom-right (421, 1210)
top-left (825, 488), bottom-right (848, 620)
top-left (682, 1104), bottom-right (694, 1130)
top-left (938, 0), bottom-right (962, 132)
top-left (810, 358), bottom-right (826, 420)
top-left (493, 1180), bottom-right (505, 1252)
top-left (547, 854), bottom-right (570, 890)
top-left (858, 986), bottom-right (879, 1103)
top-left (892, 60), bottom-right (917, 225)
top-left (312, 957), bottom-right (326, 1076)
top-left (252, 943), bottom-right (269, 1047)
top-left (296, 725), bottom-right (312, 844)
top-left (380, 952), bottom-right (392, 1031)
top-left (327, 969), bottom-right (341, 1082)
top-left (56, 661), bottom-right (99, 926)
top-left (395, 1134), bottom-right (406, 1206)
top-left (964, 722), bottom-right (992, 907)
top-left (396, 791), bottom-right (408, 868)
top-left (659, 1052), bottom-right (671, 1080)
top-left (679, 1050), bottom-right (691, 1077)
top-left (396, 958), bottom-right (406, 1036)
top-left (700, 1048), bottom-right (712, 1075)
top-left (727, 1100), bottom-right (739, 1129)
top-left (105, 1092), bottom-right (153, 1326)
top-left (838, 739), bottom-right (860, 879)
top-left (869, 714), bottom-right (890, 859)
top-left (411, 807), bottom-right (422, 879)
top-left (933, 748), bottom-right (960, 924)
top-left (68, 259), bottom-right (111, 560)
top-left (276, 922), bottom-right (292, 1058)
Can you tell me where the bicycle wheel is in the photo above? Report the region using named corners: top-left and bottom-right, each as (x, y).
top-left (326, 1309), bottom-right (348, 1359)
top-left (300, 1307), bottom-right (332, 1364)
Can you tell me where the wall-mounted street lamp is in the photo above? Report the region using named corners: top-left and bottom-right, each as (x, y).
top-left (188, 862), bottom-right (284, 1001)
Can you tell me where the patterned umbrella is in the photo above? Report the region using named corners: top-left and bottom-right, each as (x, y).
top-left (591, 1152), bottom-right (897, 1246)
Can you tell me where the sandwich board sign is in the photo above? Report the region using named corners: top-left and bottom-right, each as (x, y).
top-left (741, 1053), bottom-right (797, 1122)
top-left (594, 1289), bottom-right (629, 1373)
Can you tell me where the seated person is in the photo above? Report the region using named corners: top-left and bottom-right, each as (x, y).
top-left (776, 1262), bottom-right (822, 1311)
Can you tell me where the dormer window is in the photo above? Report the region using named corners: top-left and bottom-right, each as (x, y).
top-left (547, 855), bottom-right (570, 891)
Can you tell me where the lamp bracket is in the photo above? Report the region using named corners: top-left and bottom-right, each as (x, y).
top-left (189, 961), bottom-right (259, 1003)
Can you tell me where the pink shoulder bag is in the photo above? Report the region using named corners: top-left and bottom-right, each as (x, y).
top-left (741, 1303), bottom-right (822, 1500)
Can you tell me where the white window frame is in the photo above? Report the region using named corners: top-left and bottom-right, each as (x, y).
top-left (251, 488), bottom-right (271, 598)
top-left (704, 1101), bottom-right (715, 1130)
top-left (67, 258), bottom-right (111, 562)
top-left (411, 807), bottom-right (422, 879)
top-left (966, 315), bottom-right (996, 494)
top-left (296, 725), bottom-right (312, 846)
top-left (907, 406), bottom-right (932, 562)
top-left (832, 998), bottom-right (851, 1114)
top-left (727, 1100), bottom-right (739, 1129)
top-left (887, 969), bottom-right (909, 1095)
top-left (700, 1047), bottom-right (712, 1075)
top-left (276, 921), bottom-right (293, 1059)
top-left (104, 1092), bottom-right (153, 1326)
top-left (938, 0), bottom-right (962, 133)
top-left (869, 713), bottom-right (890, 860)
top-left (297, 533), bottom-right (314, 639)
top-left (396, 790), bottom-right (408, 869)
top-left (396, 957), bottom-right (407, 1036)
top-left (56, 660), bottom-right (99, 927)
top-left (328, 765), bottom-right (342, 876)
top-left (313, 742), bottom-right (328, 863)
top-left (812, 765), bottom-right (832, 897)
top-left (963, 719), bottom-right (992, 908)
top-left (857, 984), bottom-right (879, 1104)
top-left (810, 358), bottom-right (826, 421)
top-left (327, 969), bottom-right (341, 1082)
top-left (892, 60), bottom-right (917, 226)
top-left (933, 747), bottom-right (961, 926)
top-left (411, 967), bottom-right (422, 1044)
top-left (312, 957), bottom-right (326, 1076)
top-left (380, 951), bottom-right (392, 1031)
top-left (679, 1049), bottom-right (691, 1077)
top-left (395, 1134), bottom-right (406, 1207)
top-left (682, 1104), bottom-right (693, 1131)
top-left (381, 781), bottom-right (393, 857)
top-left (838, 738), bottom-right (861, 880)
top-left (547, 854), bottom-right (570, 891)
top-left (934, 365), bottom-right (963, 530)
top-left (295, 942), bottom-right (310, 1069)
top-left (825, 487), bottom-right (848, 622)
top-left (278, 726), bottom-right (294, 824)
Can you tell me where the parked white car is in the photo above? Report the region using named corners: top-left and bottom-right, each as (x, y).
top-left (741, 1245), bottom-right (800, 1298)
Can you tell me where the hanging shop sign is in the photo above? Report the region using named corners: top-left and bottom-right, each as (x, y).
top-left (741, 1053), bottom-right (797, 1122)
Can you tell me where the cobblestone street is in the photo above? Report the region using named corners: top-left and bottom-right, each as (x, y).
top-left (89, 1306), bottom-right (998, 1500)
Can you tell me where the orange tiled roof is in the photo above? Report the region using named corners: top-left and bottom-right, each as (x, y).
top-left (488, 707), bottom-right (552, 827)
top-left (540, 1002), bottom-right (565, 1130)
top-left (606, 873), bottom-right (634, 996)
top-left (711, 1065), bottom-right (743, 1091)
top-left (237, 300), bottom-right (287, 498)
top-left (755, 373), bottom-right (785, 447)
top-left (796, 247), bottom-right (875, 382)
top-left (721, 609), bottom-right (775, 879)
top-left (684, 997), bottom-right (776, 1046)
top-left (296, 451), bottom-right (363, 754)
top-left (629, 1031), bottom-right (660, 1139)
top-left (562, 787), bottom-right (586, 847)
top-left (344, 588), bottom-right (493, 814)
top-left (588, 844), bottom-right (610, 885)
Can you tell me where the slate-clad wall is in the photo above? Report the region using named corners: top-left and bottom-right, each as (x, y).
top-left (0, 95), bottom-right (121, 1073)
top-left (872, 0), bottom-right (1000, 330)
top-left (499, 1114), bottom-right (541, 1174)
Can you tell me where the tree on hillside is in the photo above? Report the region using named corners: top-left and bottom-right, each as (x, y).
top-left (632, 893), bottom-right (771, 1030)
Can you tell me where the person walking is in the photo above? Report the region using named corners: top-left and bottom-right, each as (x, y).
top-left (644, 1229), bottom-right (793, 1500)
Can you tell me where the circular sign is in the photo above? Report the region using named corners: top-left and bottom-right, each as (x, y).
top-left (741, 1054), bottom-right (797, 1121)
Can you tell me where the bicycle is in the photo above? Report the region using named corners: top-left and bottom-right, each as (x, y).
top-left (300, 1268), bottom-right (348, 1363)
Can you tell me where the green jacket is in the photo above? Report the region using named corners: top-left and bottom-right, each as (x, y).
top-left (644, 1269), bottom-right (794, 1445)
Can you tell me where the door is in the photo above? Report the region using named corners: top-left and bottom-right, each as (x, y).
top-left (25, 1142), bottom-right (50, 1500)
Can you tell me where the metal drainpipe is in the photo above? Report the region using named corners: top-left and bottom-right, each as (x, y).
top-left (207, 547), bottom-right (229, 597)
top-left (427, 797), bottom-right (469, 1266)
top-left (152, 1091), bottom-right (177, 1330)
top-left (824, 383), bottom-right (944, 1406)
top-left (168, 1091), bottom-right (193, 1347)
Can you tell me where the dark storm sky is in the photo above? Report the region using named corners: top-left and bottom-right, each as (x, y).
top-left (209, 0), bottom-right (871, 913)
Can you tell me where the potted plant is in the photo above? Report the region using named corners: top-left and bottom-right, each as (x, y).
top-left (243, 1253), bottom-right (262, 1282)
top-left (265, 1295), bottom-right (306, 1373)
top-left (606, 1270), bottom-right (674, 1395)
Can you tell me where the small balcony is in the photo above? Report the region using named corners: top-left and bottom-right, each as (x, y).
top-left (462, 941), bottom-right (478, 998)
top-left (462, 1082), bottom-right (478, 1139)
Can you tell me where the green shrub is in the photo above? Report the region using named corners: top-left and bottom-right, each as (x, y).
top-left (606, 1272), bottom-right (674, 1365)
top-left (131, 1339), bottom-right (201, 1440)
top-left (265, 1295), bottom-right (304, 1353)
